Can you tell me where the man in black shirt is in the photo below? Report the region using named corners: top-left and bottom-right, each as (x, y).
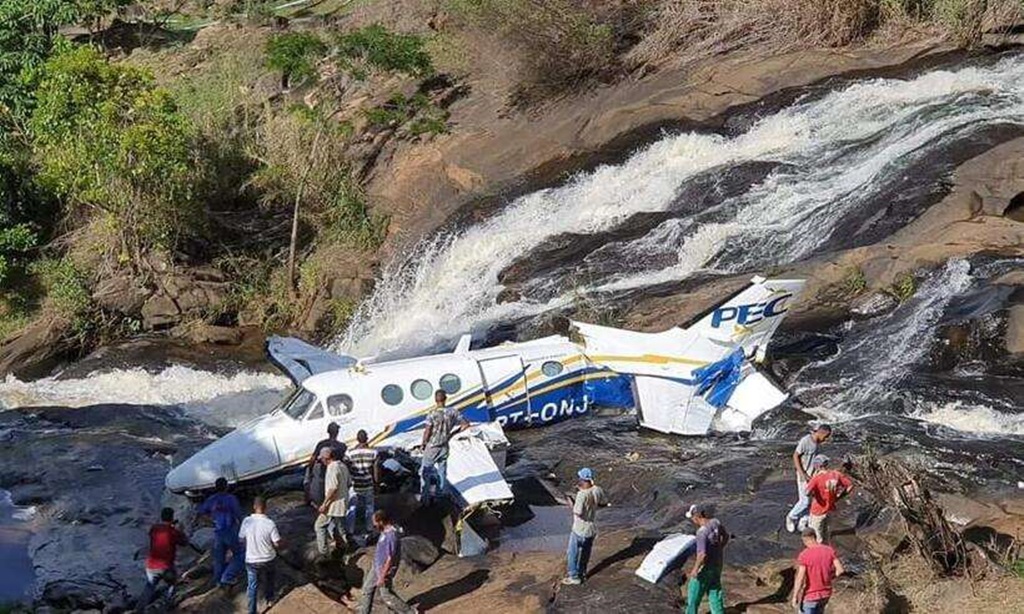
top-left (304, 422), bottom-right (347, 496)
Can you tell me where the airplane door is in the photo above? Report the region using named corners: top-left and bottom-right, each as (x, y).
top-left (477, 355), bottom-right (530, 421)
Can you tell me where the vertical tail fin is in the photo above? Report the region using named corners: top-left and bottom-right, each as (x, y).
top-left (690, 276), bottom-right (805, 360)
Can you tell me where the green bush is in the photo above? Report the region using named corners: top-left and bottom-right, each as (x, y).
top-left (32, 257), bottom-right (93, 330)
top-left (265, 32), bottom-right (326, 87)
top-left (363, 92), bottom-right (449, 135)
top-left (29, 45), bottom-right (205, 258)
top-left (336, 25), bottom-right (434, 78)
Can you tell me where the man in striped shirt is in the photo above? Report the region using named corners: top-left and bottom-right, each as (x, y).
top-left (347, 429), bottom-right (380, 538)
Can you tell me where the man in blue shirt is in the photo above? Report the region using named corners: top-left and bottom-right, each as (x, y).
top-left (197, 477), bottom-right (244, 589)
top-left (355, 509), bottom-right (414, 614)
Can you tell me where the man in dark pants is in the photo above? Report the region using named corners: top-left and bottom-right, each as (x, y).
top-left (355, 509), bottom-right (415, 614)
top-left (196, 477), bottom-right (243, 589)
top-left (136, 507), bottom-right (200, 612)
top-left (419, 390), bottom-right (468, 504)
top-left (791, 527), bottom-right (845, 613)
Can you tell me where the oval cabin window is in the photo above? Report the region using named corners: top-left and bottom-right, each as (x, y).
top-left (381, 384), bottom-right (404, 406)
top-left (541, 361), bottom-right (564, 377)
top-left (411, 379), bottom-right (433, 400)
top-left (439, 373), bottom-right (462, 394)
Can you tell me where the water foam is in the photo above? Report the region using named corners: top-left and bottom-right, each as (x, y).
top-left (0, 365), bottom-right (289, 410)
top-left (916, 401), bottom-right (1024, 436)
top-left (337, 56), bottom-right (1024, 357)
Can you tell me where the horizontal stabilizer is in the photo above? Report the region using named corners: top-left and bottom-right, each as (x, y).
top-left (446, 424), bottom-right (514, 506)
top-left (636, 533), bottom-right (697, 583)
top-left (265, 336), bottom-right (357, 384)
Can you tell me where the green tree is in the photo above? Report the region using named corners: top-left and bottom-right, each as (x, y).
top-left (265, 32), bottom-right (326, 89)
top-left (336, 25), bottom-right (434, 78)
top-left (29, 45), bottom-right (206, 261)
top-left (0, 0), bottom-right (129, 121)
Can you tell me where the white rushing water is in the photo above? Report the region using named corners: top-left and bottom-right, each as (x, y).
top-left (0, 365), bottom-right (288, 410)
top-left (793, 259), bottom-right (973, 418)
top-left (337, 55), bottom-right (1024, 357)
top-left (916, 401), bottom-right (1024, 436)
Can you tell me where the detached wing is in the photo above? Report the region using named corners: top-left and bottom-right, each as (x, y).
top-left (265, 336), bottom-right (358, 384)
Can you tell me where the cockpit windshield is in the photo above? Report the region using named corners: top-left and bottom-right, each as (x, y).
top-left (281, 389), bottom-right (317, 420)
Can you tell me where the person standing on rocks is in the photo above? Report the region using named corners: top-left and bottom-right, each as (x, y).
top-left (239, 496), bottom-right (281, 614)
top-left (317, 446), bottom-right (351, 558)
top-left (791, 526), bottom-right (845, 613)
top-left (419, 390), bottom-right (469, 505)
top-left (562, 467), bottom-right (608, 585)
top-left (786, 424), bottom-right (832, 533)
top-left (347, 429), bottom-right (380, 539)
top-left (685, 503), bottom-right (729, 614)
top-left (137, 507), bottom-right (200, 612)
top-left (354, 509), bottom-right (415, 614)
top-left (196, 477), bottom-right (244, 590)
top-left (305, 421), bottom-right (348, 494)
top-left (804, 455), bottom-right (853, 544)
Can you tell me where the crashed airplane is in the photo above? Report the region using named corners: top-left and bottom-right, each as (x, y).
top-left (166, 276), bottom-right (804, 503)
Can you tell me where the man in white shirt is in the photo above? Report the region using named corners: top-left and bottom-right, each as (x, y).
top-left (239, 497), bottom-right (281, 614)
top-left (317, 447), bottom-right (351, 558)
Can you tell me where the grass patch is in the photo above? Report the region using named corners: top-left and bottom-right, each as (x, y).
top-left (364, 92), bottom-right (449, 135)
top-left (888, 271), bottom-right (917, 303)
top-left (840, 266), bottom-right (868, 297)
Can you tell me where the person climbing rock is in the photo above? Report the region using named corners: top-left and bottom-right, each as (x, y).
top-left (317, 446), bottom-right (351, 558)
top-left (562, 467), bottom-right (608, 585)
top-left (305, 421), bottom-right (348, 494)
top-left (791, 527), bottom-right (845, 613)
top-left (685, 503), bottom-right (728, 614)
top-left (786, 424), bottom-right (832, 532)
top-left (354, 509), bottom-right (416, 614)
top-left (347, 429), bottom-right (380, 539)
top-left (804, 455), bottom-right (853, 543)
top-left (196, 477), bottom-right (243, 590)
top-left (136, 507), bottom-right (200, 612)
top-left (239, 496), bottom-right (281, 614)
top-left (419, 389), bottom-right (469, 504)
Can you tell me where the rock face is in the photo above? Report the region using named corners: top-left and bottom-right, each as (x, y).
top-left (0, 316), bottom-right (73, 379)
top-left (1006, 305), bottom-right (1024, 354)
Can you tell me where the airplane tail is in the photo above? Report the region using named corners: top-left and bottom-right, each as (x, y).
top-left (573, 276), bottom-right (805, 435)
top-left (687, 276), bottom-right (806, 362)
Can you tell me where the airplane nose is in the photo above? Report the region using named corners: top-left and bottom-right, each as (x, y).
top-left (165, 450), bottom-right (215, 493)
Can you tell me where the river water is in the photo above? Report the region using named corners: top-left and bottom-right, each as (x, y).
top-left (1, 53), bottom-right (1023, 606)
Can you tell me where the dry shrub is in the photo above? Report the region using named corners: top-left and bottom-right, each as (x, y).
top-left (448, 0), bottom-right (620, 102)
top-left (628, 0), bottom-right (1024, 69)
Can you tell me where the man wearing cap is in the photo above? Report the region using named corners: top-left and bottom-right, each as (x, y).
top-left (786, 425), bottom-right (832, 533)
top-left (562, 467), bottom-right (608, 585)
top-left (791, 527), bottom-right (845, 613)
top-left (685, 503), bottom-right (728, 614)
top-left (316, 447), bottom-right (351, 558)
top-left (305, 422), bottom-right (348, 495)
top-left (804, 455), bottom-right (853, 544)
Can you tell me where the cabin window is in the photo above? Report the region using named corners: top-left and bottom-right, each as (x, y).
top-left (327, 394), bottom-right (353, 416)
top-left (282, 389), bottom-right (316, 419)
top-left (411, 379), bottom-right (433, 400)
top-left (381, 384), bottom-right (404, 406)
top-left (306, 402), bottom-right (325, 421)
top-left (542, 361), bottom-right (564, 377)
top-left (439, 373), bottom-right (461, 394)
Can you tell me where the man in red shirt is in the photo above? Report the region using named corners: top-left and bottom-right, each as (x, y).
top-left (136, 507), bottom-right (199, 612)
top-left (804, 455), bottom-right (853, 543)
top-left (791, 527), bottom-right (845, 613)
